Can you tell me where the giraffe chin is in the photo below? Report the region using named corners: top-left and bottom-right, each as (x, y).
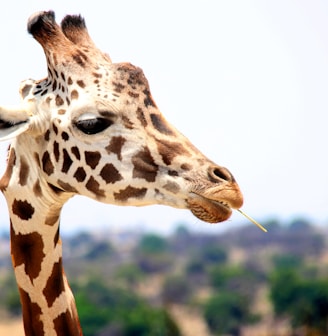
top-left (187, 193), bottom-right (233, 223)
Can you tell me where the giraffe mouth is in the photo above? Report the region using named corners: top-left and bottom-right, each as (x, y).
top-left (187, 193), bottom-right (234, 223)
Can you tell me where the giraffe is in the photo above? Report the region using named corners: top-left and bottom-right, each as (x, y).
top-left (0, 11), bottom-right (243, 336)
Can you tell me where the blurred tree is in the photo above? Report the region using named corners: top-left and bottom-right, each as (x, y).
top-left (209, 265), bottom-right (260, 300)
top-left (114, 263), bottom-right (144, 288)
top-left (204, 292), bottom-right (255, 336)
top-left (74, 278), bottom-right (181, 336)
top-left (0, 273), bottom-right (21, 316)
top-left (137, 234), bottom-right (168, 254)
top-left (161, 275), bottom-right (192, 304)
top-left (85, 241), bottom-right (114, 260)
top-left (270, 268), bottom-right (328, 335)
top-left (135, 234), bottom-right (171, 273)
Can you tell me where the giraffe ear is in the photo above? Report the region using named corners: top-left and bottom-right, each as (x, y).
top-left (0, 106), bottom-right (30, 141)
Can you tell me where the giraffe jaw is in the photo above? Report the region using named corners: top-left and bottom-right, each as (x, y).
top-left (187, 192), bottom-right (237, 223)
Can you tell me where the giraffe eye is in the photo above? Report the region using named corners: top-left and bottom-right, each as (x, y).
top-left (75, 116), bottom-right (113, 134)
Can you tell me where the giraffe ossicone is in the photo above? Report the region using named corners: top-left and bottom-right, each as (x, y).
top-left (0, 11), bottom-right (243, 336)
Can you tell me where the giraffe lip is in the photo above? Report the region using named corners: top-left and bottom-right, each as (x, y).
top-left (187, 193), bottom-right (233, 223)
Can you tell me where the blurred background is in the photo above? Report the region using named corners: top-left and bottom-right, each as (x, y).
top-left (0, 1), bottom-right (327, 335)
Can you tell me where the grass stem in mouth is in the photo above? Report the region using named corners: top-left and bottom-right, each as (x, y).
top-left (237, 209), bottom-right (267, 232)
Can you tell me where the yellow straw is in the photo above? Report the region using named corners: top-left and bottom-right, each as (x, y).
top-left (237, 209), bottom-right (267, 232)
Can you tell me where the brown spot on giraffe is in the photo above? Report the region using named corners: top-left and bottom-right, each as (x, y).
top-left (136, 107), bottom-right (147, 127)
top-left (43, 260), bottom-right (65, 307)
top-left (76, 80), bottom-right (86, 88)
top-left (54, 310), bottom-right (81, 336)
top-left (150, 114), bottom-right (174, 136)
top-left (105, 136), bottom-right (126, 160)
top-left (33, 180), bottom-right (42, 197)
top-left (71, 146), bottom-right (81, 160)
top-left (62, 149), bottom-right (73, 173)
top-left (71, 90), bottom-right (79, 100)
top-left (57, 180), bottom-right (78, 193)
top-left (132, 147), bottom-right (158, 182)
top-left (114, 186), bottom-right (147, 201)
top-left (54, 141), bottom-right (60, 162)
top-left (45, 214), bottom-right (60, 226)
top-left (56, 94), bottom-right (64, 106)
top-left (42, 151), bottom-right (55, 176)
top-left (74, 167), bottom-right (87, 182)
top-left (19, 156), bottom-right (29, 186)
top-left (85, 151), bottom-right (101, 169)
top-left (18, 289), bottom-right (44, 335)
top-left (11, 227), bottom-right (45, 281)
top-left (100, 163), bottom-right (123, 184)
top-left (12, 199), bottom-right (35, 221)
top-left (86, 176), bottom-right (105, 197)
top-left (156, 138), bottom-right (191, 165)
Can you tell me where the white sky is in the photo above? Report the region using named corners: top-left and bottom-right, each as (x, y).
top-left (0, 1), bottom-right (327, 234)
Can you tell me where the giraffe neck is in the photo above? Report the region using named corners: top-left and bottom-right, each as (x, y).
top-left (1, 146), bottom-right (82, 336)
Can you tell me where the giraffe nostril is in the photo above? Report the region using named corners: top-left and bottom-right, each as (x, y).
top-left (208, 166), bottom-right (234, 183)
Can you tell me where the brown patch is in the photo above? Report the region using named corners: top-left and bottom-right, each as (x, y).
top-left (53, 124), bottom-right (58, 135)
top-left (62, 149), bottom-right (73, 173)
top-left (34, 152), bottom-right (40, 167)
top-left (33, 180), bottom-right (42, 197)
top-left (156, 138), bottom-right (191, 165)
top-left (19, 156), bottom-right (29, 186)
top-left (85, 151), bottom-right (101, 169)
top-left (181, 163), bottom-right (192, 171)
top-left (61, 132), bottom-right (69, 141)
top-left (45, 214), bottom-right (59, 226)
top-left (42, 152), bottom-right (54, 176)
top-left (114, 186), bottom-right (147, 202)
top-left (93, 72), bottom-right (102, 78)
top-left (12, 199), bottom-right (35, 221)
top-left (112, 81), bottom-right (125, 93)
top-left (11, 227), bottom-right (44, 281)
top-left (54, 141), bottom-right (60, 162)
top-left (74, 167), bottom-right (87, 182)
top-left (58, 109), bottom-right (66, 115)
top-left (18, 289), bottom-right (44, 335)
top-left (86, 176), bottom-right (105, 197)
top-left (54, 310), bottom-right (81, 336)
top-left (44, 129), bottom-right (50, 141)
top-left (43, 260), bottom-right (65, 307)
top-left (71, 146), bottom-right (81, 160)
top-left (128, 91), bottom-right (139, 98)
top-left (122, 115), bottom-right (134, 129)
top-left (150, 114), bottom-right (174, 135)
top-left (57, 180), bottom-right (78, 193)
top-left (0, 147), bottom-right (15, 191)
top-left (68, 77), bottom-right (73, 85)
top-left (56, 95), bottom-right (64, 107)
top-left (21, 84), bottom-right (32, 99)
top-left (105, 136), bottom-right (126, 160)
top-left (143, 89), bottom-right (157, 107)
top-left (76, 80), bottom-right (86, 88)
top-left (54, 227), bottom-right (60, 246)
top-left (136, 107), bottom-right (147, 127)
top-left (100, 164), bottom-right (123, 184)
top-left (132, 147), bottom-right (158, 182)
top-left (163, 181), bottom-right (180, 194)
top-left (71, 90), bottom-right (79, 100)
top-left (52, 80), bottom-right (57, 91)
top-left (72, 50), bottom-right (88, 67)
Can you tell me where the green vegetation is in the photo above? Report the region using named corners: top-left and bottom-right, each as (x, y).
top-left (0, 218), bottom-right (328, 335)
top-left (74, 278), bottom-right (181, 336)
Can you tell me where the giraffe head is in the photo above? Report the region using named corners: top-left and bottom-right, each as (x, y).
top-left (0, 11), bottom-right (243, 223)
